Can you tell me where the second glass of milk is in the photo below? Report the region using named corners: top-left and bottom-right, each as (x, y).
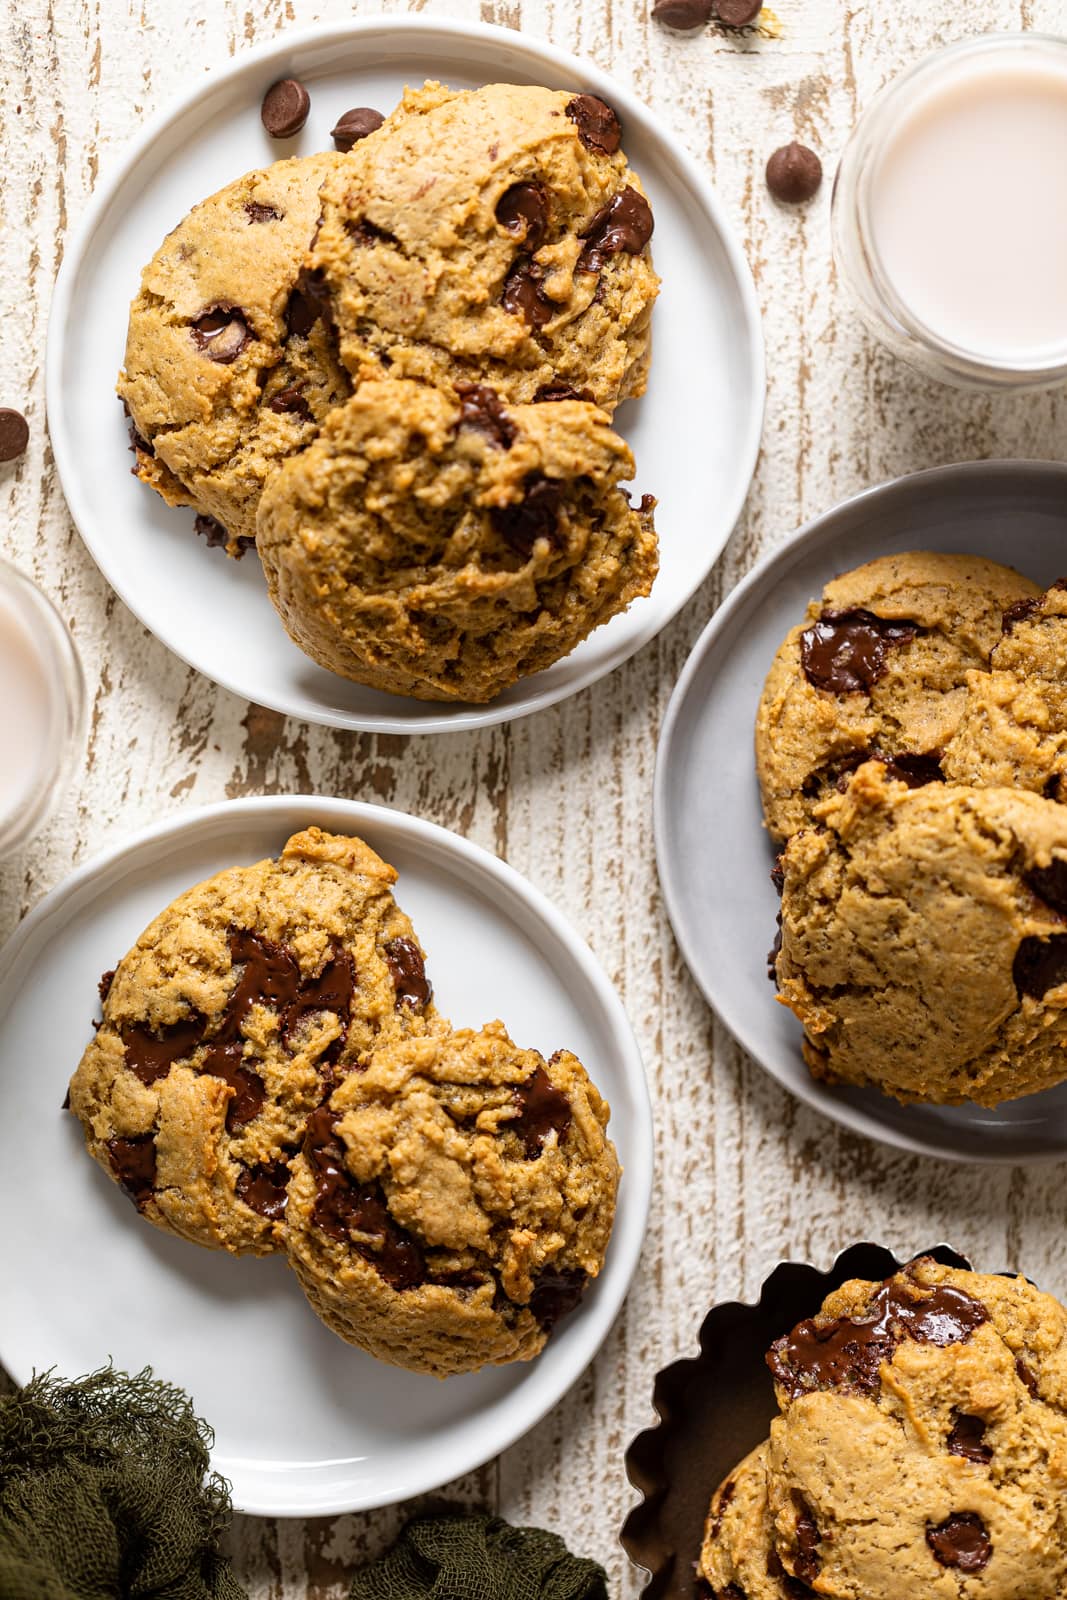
top-left (833, 34), bottom-right (1067, 389)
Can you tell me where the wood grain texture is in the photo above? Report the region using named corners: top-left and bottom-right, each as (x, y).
top-left (2, 0), bottom-right (1067, 1593)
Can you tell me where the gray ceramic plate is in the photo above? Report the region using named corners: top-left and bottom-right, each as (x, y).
top-left (655, 460), bottom-right (1067, 1164)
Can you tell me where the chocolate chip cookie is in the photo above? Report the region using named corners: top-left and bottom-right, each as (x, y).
top-left (118, 154), bottom-right (350, 555)
top-left (285, 1018), bottom-right (620, 1375)
top-left (307, 80), bottom-right (658, 410)
top-left (763, 1260), bottom-right (1067, 1599)
top-left (755, 553), bottom-right (1041, 842)
top-left (943, 581), bottom-right (1067, 804)
top-left (774, 760), bottom-right (1067, 1106)
top-left (68, 829), bottom-right (434, 1256)
top-left (700, 1442), bottom-right (785, 1600)
top-left (256, 376), bottom-right (658, 703)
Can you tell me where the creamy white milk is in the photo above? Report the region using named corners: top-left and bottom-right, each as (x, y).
top-left (0, 585), bottom-right (58, 827)
top-left (870, 53), bottom-right (1067, 362)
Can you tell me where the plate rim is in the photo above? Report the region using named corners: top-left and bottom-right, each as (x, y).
top-left (0, 793), bottom-right (654, 1515)
top-left (654, 456), bottom-right (1067, 1167)
top-left (44, 13), bottom-right (766, 736)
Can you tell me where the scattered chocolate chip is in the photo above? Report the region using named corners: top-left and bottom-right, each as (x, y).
top-left (261, 77), bottom-right (310, 139)
top-left (1016, 1356), bottom-right (1040, 1395)
top-left (1002, 597), bottom-right (1039, 631)
top-left (578, 187), bottom-right (654, 271)
top-left (267, 385), bottom-right (313, 422)
top-left (0, 408), bottom-right (29, 462)
top-left (565, 94), bottom-right (622, 155)
top-left (766, 142), bottom-right (823, 204)
top-left (285, 268), bottom-right (334, 338)
top-left (122, 1012), bottom-right (207, 1085)
top-left (926, 1513), bottom-right (991, 1574)
top-left (947, 1413), bottom-right (993, 1464)
top-left (383, 937), bottom-right (432, 1010)
top-left (330, 106), bottom-right (384, 151)
top-left (1025, 858), bottom-right (1067, 918)
top-left (534, 382), bottom-right (595, 403)
top-left (107, 1135), bottom-right (157, 1208)
top-left (455, 383), bottom-right (517, 449)
top-left (490, 474), bottom-right (564, 557)
top-left (236, 1160), bottom-right (290, 1220)
top-left (495, 182), bottom-right (549, 250)
top-left (717, 0), bottom-right (762, 24)
top-left (768, 1274), bottom-right (990, 1399)
top-left (190, 306), bottom-right (250, 364)
top-left (245, 201), bottom-right (281, 223)
top-left (529, 1265), bottom-right (587, 1329)
top-left (800, 610), bottom-right (920, 694)
top-left (346, 217), bottom-right (398, 247)
top-left (881, 750), bottom-right (945, 787)
top-left (1014, 934), bottom-right (1067, 998)
top-left (303, 1108), bottom-right (425, 1288)
top-left (652, 0), bottom-right (714, 27)
top-left (510, 1065), bottom-right (572, 1157)
top-left (98, 969), bottom-right (115, 1005)
top-left (791, 1496), bottom-right (821, 1585)
top-left (501, 255), bottom-right (554, 328)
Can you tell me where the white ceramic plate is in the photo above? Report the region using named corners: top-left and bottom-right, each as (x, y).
top-left (655, 460), bottom-right (1067, 1165)
top-left (46, 17), bottom-right (763, 734)
top-left (0, 796), bottom-right (651, 1514)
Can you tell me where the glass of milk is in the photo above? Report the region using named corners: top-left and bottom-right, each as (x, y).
top-left (0, 559), bottom-right (85, 855)
top-left (833, 34), bottom-right (1067, 389)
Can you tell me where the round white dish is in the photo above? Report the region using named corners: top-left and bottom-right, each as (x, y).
top-left (655, 459), bottom-right (1067, 1165)
top-left (46, 16), bottom-right (764, 734)
top-left (0, 796), bottom-right (652, 1515)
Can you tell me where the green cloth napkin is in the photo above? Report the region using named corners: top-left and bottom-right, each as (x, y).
top-left (0, 1366), bottom-right (244, 1600)
top-left (348, 1513), bottom-right (609, 1600)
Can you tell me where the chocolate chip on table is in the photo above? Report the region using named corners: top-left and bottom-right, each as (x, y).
top-left (799, 609), bottom-right (920, 694)
top-left (495, 182), bottom-right (549, 250)
top-left (528, 1265), bottom-right (587, 1330)
top-left (1013, 934), bottom-right (1067, 999)
top-left (0, 408), bottom-right (29, 462)
top-left (236, 1160), bottom-right (291, 1220)
top-left (791, 1496), bottom-right (821, 1585)
top-left (947, 1412), bottom-right (993, 1463)
top-left (261, 77), bottom-right (311, 139)
top-left (1025, 858), bottom-right (1067, 918)
top-left (383, 936), bottom-right (432, 1011)
top-left (244, 201), bottom-right (281, 223)
top-left (501, 255), bottom-right (554, 328)
top-left (455, 383), bottom-right (517, 450)
top-left (303, 1107), bottom-right (426, 1288)
top-left (285, 268), bottom-right (334, 338)
top-left (578, 187), bottom-right (654, 271)
top-left (190, 306), bottom-right (249, 364)
top-left (490, 475), bottom-right (565, 557)
top-left (768, 1271), bottom-right (990, 1398)
top-left (510, 1064), bottom-right (572, 1157)
top-left (330, 107), bottom-right (385, 151)
top-left (716, 0), bottom-right (763, 24)
top-left (534, 382), bottom-right (595, 403)
top-left (107, 1135), bottom-right (157, 1208)
top-left (926, 1513), bottom-right (992, 1574)
top-left (565, 94), bottom-right (622, 155)
top-left (766, 141), bottom-right (823, 204)
top-left (652, 0), bottom-right (714, 29)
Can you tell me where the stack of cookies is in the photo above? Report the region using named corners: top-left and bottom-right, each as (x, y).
top-left (118, 81), bottom-right (660, 703)
top-left (700, 1259), bottom-right (1067, 1598)
top-left (756, 552), bottom-right (1067, 1106)
top-left (67, 828), bottom-right (620, 1376)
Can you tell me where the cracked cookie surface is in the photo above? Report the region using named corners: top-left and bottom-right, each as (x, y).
top-left (755, 552), bottom-right (1041, 842)
top-left (307, 80), bottom-right (658, 410)
top-left (68, 828), bottom-right (434, 1256)
top-left (774, 761), bottom-right (1067, 1105)
top-left (118, 154), bottom-right (350, 554)
top-left (285, 1017), bottom-right (619, 1375)
top-left (256, 376), bottom-right (658, 702)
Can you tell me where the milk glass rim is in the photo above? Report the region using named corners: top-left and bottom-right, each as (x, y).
top-left (0, 558), bottom-right (86, 855)
top-left (839, 31), bottom-right (1067, 385)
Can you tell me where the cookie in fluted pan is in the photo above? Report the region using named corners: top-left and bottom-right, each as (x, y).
top-left (68, 828), bottom-right (434, 1256)
top-left (117, 153), bottom-right (351, 555)
top-left (755, 551), bottom-right (1040, 842)
top-left (307, 80), bottom-right (658, 410)
top-left (285, 1017), bottom-right (619, 1375)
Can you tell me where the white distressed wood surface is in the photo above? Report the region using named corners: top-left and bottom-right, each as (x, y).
top-left (3, 0), bottom-right (1067, 1593)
